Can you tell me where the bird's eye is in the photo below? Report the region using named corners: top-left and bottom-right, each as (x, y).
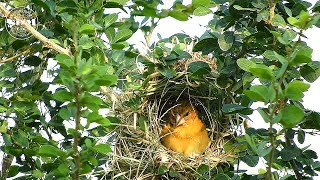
top-left (185, 112), bottom-right (190, 116)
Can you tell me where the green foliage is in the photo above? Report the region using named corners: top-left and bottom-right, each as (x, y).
top-left (0, 0), bottom-right (320, 179)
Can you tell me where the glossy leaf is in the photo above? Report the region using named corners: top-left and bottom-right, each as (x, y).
top-left (271, 14), bottom-right (286, 27)
top-left (187, 61), bottom-right (211, 77)
top-left (192, 0), bottom-right (210, 8)
top-left (222, 104), bottom-right (252, 115)
top-left (280, 145), bottom-right (301, 161)
top-left (241, 155), bottom-right (259, 167)
top-left (285, 80), bottom-right (310, 100)
top-left (244, 85), bottom-right (269, 102)
top-left (53, 89), bottom-right (73, 102)
top-left (249, 64), bottom-right (274, 80)
top-left (91, 144), bottom-right (112, 154)
top-left (279, 105), bottom-right (305, 128)
top-left (218, 31), bottom-right (234, 51)
top-left (300, 62), bottom-right (320, 82)
top-left (237, 58), bottom-right (256, 72)
top-left (193, 6), bottom-right (211, 16)
top-left (104, 14), bottom-right (118, 28)
top-left (158, 67), bottom-right (176, 78)
top-left (79, 24), bottom-right (95, 34)
top-left (114, 29), bottom-right (133, 43)
top-left (24, 56), bottom-right (42, 66)
top-left (38, 145), bottom-right (67, 158)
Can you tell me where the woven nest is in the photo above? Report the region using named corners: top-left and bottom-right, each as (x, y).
top-left (102, 52), bottom-right (237, 179)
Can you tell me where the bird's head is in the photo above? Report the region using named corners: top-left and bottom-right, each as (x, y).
top-left (168, 101), bottom-right (198, 127)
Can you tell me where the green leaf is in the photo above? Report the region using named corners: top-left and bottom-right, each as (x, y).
top-left (280, 145), bottom-right (301, 161)
top-left (249, 64), bottom-right (274, 80)
top-left (12, 130), bottom-right (29, 148)
top-left (257, 142), bottom-right (272, 157)
top-left (58, 108), bottom-right (71, 120)
top-left (169, 10), bottom-right (188, 21)
top-left (157, 165), bottom-right (169, 175)
top-left (104, 14), bottom-right (118, 29)
top-left (173, 49), bottom-right (192, 59)
top-left (218, 31), bottom-right (234, 51)
top-left (251, 0), bottom-right (267, 9)
top-left (244, 85), bottom-right (269, 102)
top-left (241, 155), bottom-right (259, 167)
top-left (106, 0), bottom-right (128, 5)
top-left (8, 165), bottom-right (19, 178)
top-left (303, 150), bottom-right (318, 159)
top-left (169, 170), bottom-right (179, 177)
top-left (88, 112), bottom-right (111, 126)
top-left (214, 174), bottom-right (230, 180)
top-left (55, 54), bottom-right (74, 68)
top-left (233, 5), bottom-right (257, 11)
top-left (281, 30), bottom-right (297, 44)
top-left (159, 67), bottom-right (176, 78)
top-left (138, 116), bottom-right (147, 131)
top-left (79, 24), bottom-right (95, 34)
top-left (273, 51), bottom-right (288, 65)
top-left (53, 89), bottom-right (73, 102)
top-left (300, 62), bottom-right (320, 82)
top-left (279, 105), bottom-right (305, 128)
top-left (38, 145), bottom-right (67, 158)
top-left (258, 108), bottom-right (271, 123)
top-left (32, 169), bottom-right (44, 178)
top-left (300, 111), bottom-right (320, 130)
top-left (197, 164), bottom-right (209, 175)
top-left (262, 50), bottom-right (277, 61)
top-left (257, 9), bottom-right (269, 22)
top-left (192, 0), bottom-right (210, 8)
top-left (81, 94), bottom-right (102, 105)
top-left (114, 29), bottom-right (133, 42)
top-left (222, 104), bottom-right (252, 115)
top-left (290, 47), bottom-right (312, 66)
top-left (111, 50), bottom-right (125, 62)
top-left (237, 58), bottom-right (256, 72)
top-left (297, 130), bottom-right (305, 144)
top-left (57, 163), bottom-right (70, 175)
top-left (94, 75), bottom-right (118, 86)
top-left (288, 11), bottom-right (312, 29)
top-left (79, 35), bottom-right (95, 49)
top-left (271, 14), bottom-right (286, 27)
top-left (0, 105), bottom-right (6, 113)
top-left (188, 61), bottom-right (211, 77)
top-left (285, 80), bottom-right (310, 100)
top-left (287, 17), bottom-right (299, 26)
top-left (24, 56), bottom-right (42, 66)
top-left (91, 144), bottom-right (112, 154)
top-left (193, 6), bottom-right (211, 16)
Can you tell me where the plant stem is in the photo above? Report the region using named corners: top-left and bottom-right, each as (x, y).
top-left (0, 154), bottom-right (14, 179)
top-left (73, 84), bottom-right (81, 180)
top-left (72, 19), bottom-right (81, 180)
top-left (266, 28), bottom-right (303, 179)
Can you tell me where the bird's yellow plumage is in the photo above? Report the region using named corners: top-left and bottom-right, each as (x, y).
top-left (160, 101), bottom-right (211, 157)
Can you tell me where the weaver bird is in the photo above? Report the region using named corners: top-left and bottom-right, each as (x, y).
top-left (160, 101), bottom-right (210, 157)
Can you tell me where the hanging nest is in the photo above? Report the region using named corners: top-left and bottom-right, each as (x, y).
top-left (101, 51), bottom-right (238, 179)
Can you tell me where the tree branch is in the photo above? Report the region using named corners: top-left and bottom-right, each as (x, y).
top-left (0, 4), bottom-right (70, 56)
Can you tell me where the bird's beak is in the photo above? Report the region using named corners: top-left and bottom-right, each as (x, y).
top-left (175, 114), bottom-right (186, 126)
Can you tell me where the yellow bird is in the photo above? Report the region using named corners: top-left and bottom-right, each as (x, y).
top-left (160, 101), bottom-right (211, 157)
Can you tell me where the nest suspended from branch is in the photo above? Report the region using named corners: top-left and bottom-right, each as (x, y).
top-left (101, 52), bottom-right (237, 179)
